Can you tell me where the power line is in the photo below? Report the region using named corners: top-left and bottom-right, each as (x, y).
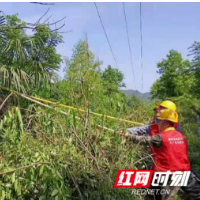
top-left (123, 2), bottom-right (136, 89)
top-left (140, 2), bottom-right (144, 92)
top-left (94, 2), bottom-right (119, 69)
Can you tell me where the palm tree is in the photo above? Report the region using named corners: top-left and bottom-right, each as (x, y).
top-left (0, 14), bottom-right (63, 93)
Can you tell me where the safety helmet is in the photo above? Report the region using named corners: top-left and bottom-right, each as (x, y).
top-left (157, 109), bottom-right (178, 123)
top-left (158, 100), bottom-right (177, 111)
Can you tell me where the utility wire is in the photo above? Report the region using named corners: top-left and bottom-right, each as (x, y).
top-left (94, 2), bottom-right (119, 69)
top-left (140, 2), bottom-right (144, 92)
top-left (123, 2), bottom-right (136, 89)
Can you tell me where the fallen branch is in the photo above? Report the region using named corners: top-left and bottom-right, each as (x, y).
top-left (0, 93), bottom-right (12, 111)
top-left (72, 129), bottom-right (102, 175)
top-left (132, 153), bottom-right (155, 167)
top-left (66, 168), bottom-right (83, 200)
top-left (0, 162), bottom-right (50, 176)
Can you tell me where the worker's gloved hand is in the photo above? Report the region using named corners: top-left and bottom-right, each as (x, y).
top-left (130, 135), bottom-right (140, 142)
top-left (119, 131), bottom-right (130, 138)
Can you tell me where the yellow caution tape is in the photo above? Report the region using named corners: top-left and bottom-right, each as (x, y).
top-left (31, 96), bottom-right (144, 126)
top-left (0, 85), bottom-right (144, 126)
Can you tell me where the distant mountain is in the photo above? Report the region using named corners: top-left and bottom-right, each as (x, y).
top-left (120, 89), bottom-right (151, 100)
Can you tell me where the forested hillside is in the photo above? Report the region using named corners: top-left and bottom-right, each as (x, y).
top-left (120, 90), bottom-right (151, 100)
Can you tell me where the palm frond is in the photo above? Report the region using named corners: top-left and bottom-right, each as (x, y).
top-left (0, 65), bottom-right (30, 93)
top-left (0, 11), bottom-right (6, 40)
top-left (0, 11), bottom-right (6, 26)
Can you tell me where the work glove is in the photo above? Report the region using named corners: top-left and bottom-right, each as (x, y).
top-left (119, 130), bottom-right (130, 138)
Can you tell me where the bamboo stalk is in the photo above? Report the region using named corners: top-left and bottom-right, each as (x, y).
top-left (0, 162), bottom-right (49, 176)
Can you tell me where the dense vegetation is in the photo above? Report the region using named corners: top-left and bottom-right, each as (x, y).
top-left (0, 11), bottom-right (200, 200)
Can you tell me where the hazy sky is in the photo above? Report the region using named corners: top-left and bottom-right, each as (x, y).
top-left (1, 2), bottom-right (200, 92)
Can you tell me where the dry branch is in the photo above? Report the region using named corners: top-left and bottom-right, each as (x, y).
top-left (0, 162), bottom-right (50, 176)
top-left (0, 93), bottom-right (12, 111)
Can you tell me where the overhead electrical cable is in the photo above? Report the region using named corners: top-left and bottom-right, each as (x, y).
top-left (94, 2), bottom-right (119, 69)
top-left (123, 2), bottom-right (136, 89)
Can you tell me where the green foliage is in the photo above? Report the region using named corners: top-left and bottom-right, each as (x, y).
top-left (0, 103), bottom-right (146, 199)
top-left (101, 65), bottom-right (125, 95)
top-left (188, 41), bottom-right (200, 68)
top-left (57, 40), bottom-right (102, 108)
top-left (126, 96), bottom-right (143, 109)
top-left (56, 40), bottom-right (133, 118)
top-left (169, 95), bottom-right (200, 175)
top-left (0, 14), bottom-right (63, 93)
top-left (0, 107), bottom-right (23, 143)
top-left (149, 43), bottom-right (200, 197)
top-left (151, 50), bottom-right (195, 99)
top-left (65, 40), bottom-right (100, 78)
top-left (0, 37), bottom-right (152, 199)
top-left (187, 42), bottom-right (200, 98)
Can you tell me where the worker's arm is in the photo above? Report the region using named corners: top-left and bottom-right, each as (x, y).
top-left (129, 134), bottom-right (162, 148)
top-left (126, 124), bottom-right (151, 135)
